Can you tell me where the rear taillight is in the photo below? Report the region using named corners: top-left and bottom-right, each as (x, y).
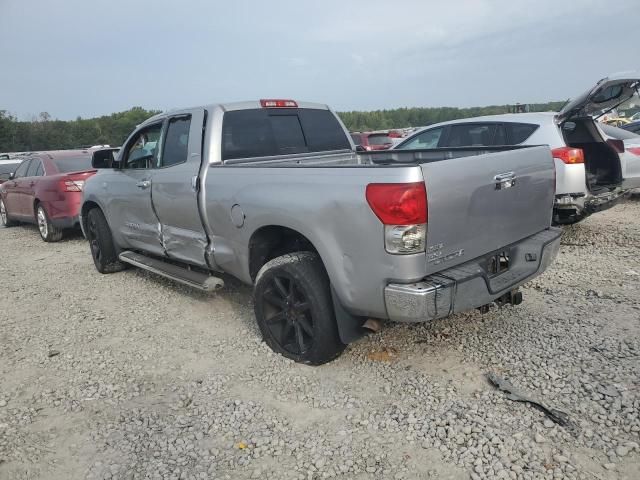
top-left (552, 147), bottom-right (584, 164)
top-left (606, 139), bottom-right (625, 154)
top-left (629, 147), bottom-right (640, 156)
top-left (366, 182), bottom-right (427, 254)
top-left (260, 99), bottom-right (298, 108)
top-left (61, 179), bottom-right (85, 192)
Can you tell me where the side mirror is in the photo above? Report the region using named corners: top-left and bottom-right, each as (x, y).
top-left (355, 145), bottom-right (366, 152)
top-left (92, 148), bottom-right (121, 169)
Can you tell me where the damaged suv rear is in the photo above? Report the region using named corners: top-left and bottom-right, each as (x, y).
top-left (394, 73), bottom-right (640, 224)
top-left (553, 73), bottom-right (640, 223)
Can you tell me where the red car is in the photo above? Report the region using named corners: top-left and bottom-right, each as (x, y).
top-left (350, 132), bottom-right (394, 150)
top-left (0, 150), bottom-right (96, 242)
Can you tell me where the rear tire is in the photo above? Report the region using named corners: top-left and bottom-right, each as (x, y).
top-left (36, 204), bottom-right (63, 242)
top-left (86, 208), bottom-right (125, 274)
top-left (254, 252), bottom-right (346, 365)
top-left (0, 198), bottom-right (17, 227)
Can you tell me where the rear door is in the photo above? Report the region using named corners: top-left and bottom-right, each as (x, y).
top-left (22, 158), bottom-right (43, 218)
top-left (106, 122), bottom-right (165, 256)
top-left (151, 109), bottom-right (208, 266)
top-left (420, 146), bottom-right (555, 275)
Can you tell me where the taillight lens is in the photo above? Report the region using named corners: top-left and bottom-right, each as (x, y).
top-left (366, 182), bottom-right (428, 254)
top-left (552, 147), bottom-right (584, 164)
top-left (366, 182), bottom-right (427, 224)
top-left (62, 180), bottom-right (85, 192)
top-left (629, 147), bottom-right (640, 156)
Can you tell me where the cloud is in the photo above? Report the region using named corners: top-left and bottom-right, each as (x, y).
top-left (0, 0), bottom-right (638, 118)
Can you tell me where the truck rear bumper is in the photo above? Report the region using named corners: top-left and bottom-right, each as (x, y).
top-left (384, 228), bottom-right (561, 323)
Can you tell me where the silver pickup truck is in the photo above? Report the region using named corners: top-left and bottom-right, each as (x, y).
top-left (81, 99), bottom-right (561, 364)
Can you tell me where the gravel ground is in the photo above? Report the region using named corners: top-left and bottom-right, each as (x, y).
top-left (1, 200), bottom-right (639, 480)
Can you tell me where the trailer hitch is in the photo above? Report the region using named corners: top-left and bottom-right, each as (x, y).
top-left (478, 289), bottom-right (523, 314)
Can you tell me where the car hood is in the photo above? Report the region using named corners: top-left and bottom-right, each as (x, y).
top-left (556, 72), bottom-right (640, 124)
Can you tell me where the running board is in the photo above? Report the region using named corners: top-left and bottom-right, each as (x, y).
top-left (118, 251), bottom-right (224, 292)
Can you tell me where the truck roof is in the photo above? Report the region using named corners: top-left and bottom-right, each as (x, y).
top-left (140, 100), bottom-right (331, 127)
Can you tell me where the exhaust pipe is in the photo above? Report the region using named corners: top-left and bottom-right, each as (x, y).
top-left (362, 318), bottom-right (383, 333)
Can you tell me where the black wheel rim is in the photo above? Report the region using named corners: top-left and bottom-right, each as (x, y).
top-left (261, 273), bottom-right (314, 355)
top-left (87, 217), bottom-right (102, 264)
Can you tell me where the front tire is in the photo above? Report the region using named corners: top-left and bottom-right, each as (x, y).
top-left (36, 204), bottom-right (63, 242)
top-left (0, 198), bottom-right (17, 227)
top-left (254, 252), bottom-right (346, 365)
top-left (86, 208), bottom-right (125, 273)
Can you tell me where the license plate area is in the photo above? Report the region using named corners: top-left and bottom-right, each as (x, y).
top-left (486, 249), bottom-right (511, 277)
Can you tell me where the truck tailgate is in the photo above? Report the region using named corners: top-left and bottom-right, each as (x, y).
top-left (421, 145), bottom-right (555, 275)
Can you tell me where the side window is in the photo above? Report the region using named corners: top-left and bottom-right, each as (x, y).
top-left (446, 124), bottom-right (495, 147)
top-left (400, 127), bottom-right (444, 150)
top-left (35, 161), bottom-right (44, 176)
top-left (13, 159), bottom-right (31, 178)
top-left (26, 159), bottom-right (41, 177)
top-left (161, 116), bottom-right (191, 167)
top-left (123, 123), bottom-right (163, 169)
top-left (507, 123), bottom-right (539, 144)
top-left (493, 125), bottom-right (507, 145)
top-left (350, 134), bottom-right (362, 145)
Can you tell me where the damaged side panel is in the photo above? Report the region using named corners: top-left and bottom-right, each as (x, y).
top-left (161, 225), bottom-right (209, 266)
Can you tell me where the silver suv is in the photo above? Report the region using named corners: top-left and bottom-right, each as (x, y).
top-left (395, 74), bottom-right (640, 224)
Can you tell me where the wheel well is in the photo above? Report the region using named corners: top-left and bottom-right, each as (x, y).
top-left (249, 226), bottom-right (318, 281)
top-left (81, 201), bottom-right (100, 231)
top-left (33, 199), bottom-right (42, 218)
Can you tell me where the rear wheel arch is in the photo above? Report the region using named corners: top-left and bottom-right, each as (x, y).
top-left (248, 225), bottom-right (322, 282)
top-left (248, 225), bottom-right (367, 347)
top-left (35, 200), bottom-right (63, 242)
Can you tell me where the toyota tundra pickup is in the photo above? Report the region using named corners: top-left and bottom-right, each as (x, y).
top-left (81, 99), bottom-right (561, 364)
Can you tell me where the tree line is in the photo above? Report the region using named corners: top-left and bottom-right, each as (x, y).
top-left (0, 102), bottom-right (565, 152)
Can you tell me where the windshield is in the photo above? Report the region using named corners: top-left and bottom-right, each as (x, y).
top-left (52, 155), bottom-right (93, 173)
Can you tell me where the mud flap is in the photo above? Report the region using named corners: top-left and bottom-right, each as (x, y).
top-left (330, 286), bottom-right (368, 344)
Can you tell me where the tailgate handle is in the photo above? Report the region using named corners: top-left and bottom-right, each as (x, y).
top-left (494, 171), bottom-right (516, 190)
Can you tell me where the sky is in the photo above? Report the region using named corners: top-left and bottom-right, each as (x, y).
top-left (0, 0), bottom-right (638, 120)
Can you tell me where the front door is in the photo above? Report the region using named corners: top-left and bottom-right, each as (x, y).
top-left (106, 122), bottom-right (165, 256)
top-left (150, 109), bottom-right (209, 266)
top-left (5, 159), bottom-right (31, 218)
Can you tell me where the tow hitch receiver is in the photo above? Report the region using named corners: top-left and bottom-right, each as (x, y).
top-left (478, 289), bottom-right (523, 314)
top-left (495, 289), bottom-right (523, 307)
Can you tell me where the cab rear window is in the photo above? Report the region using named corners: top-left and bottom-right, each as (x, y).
top-left (222, 108), bottom-right (350, 160)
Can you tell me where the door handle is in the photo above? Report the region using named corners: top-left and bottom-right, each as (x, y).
top-left (494, 172), bottom-right (516, 190)
top-left (136, 180), bottom-right (151, 189)
top-left (29, 182), bottom-right (35, 187)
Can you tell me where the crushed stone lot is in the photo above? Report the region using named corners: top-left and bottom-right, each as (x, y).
top-left (1, 200), bottom-right (639, 480)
